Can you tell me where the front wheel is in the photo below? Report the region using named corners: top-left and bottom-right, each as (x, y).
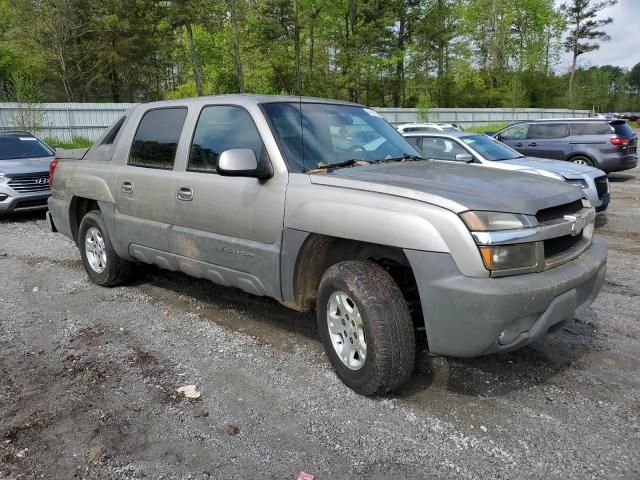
top-left (317, 260), bottom-right (416, 396)
top-left (78, 210), bottom-right (132, 286)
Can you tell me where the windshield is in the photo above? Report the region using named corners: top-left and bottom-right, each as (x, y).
top-left (461, 134), bottom-right (523, 161)
top-left (0, 136), bottom-right (54, 160)
top-left (262, 102), bottom-right (420, 171)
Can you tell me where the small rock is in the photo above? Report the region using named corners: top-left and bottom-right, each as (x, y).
top-left (177, 385), bottom-right (201, 399)
top-left (163, 309), bottom-right (172, 317)
top-left (32, 287), bottom-right (39, 292)
top-left (225, 423), bottom-right (240, 436)
top-left (480, 425), bottom-right (488, 433)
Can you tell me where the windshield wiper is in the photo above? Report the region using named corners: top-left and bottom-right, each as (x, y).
top-left (307, 158), bottom-right (370, 174)
top-left (377, 154), bottom-right (424, 163)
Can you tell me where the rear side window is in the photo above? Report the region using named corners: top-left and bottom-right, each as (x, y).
top-left (528, 123), bottom-right (569, 139)
top-left (188, 105), bottom-right (263, 173)
top-left (129, 108), bottom-right (187, 169)
top-left (570, 122), bottom-right (612, 136)
top-left (421, 138), bottom-right (468, 160)
top-left (404, 136), bottom-right (422, 151)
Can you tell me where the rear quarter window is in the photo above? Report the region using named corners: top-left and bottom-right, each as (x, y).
top-left (570, 122), bottom-right (612, 136)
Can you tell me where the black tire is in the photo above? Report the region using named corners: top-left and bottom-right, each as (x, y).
top-left (78, 210), bottom-right (132, 286)
top-left (570, 155), bottom-right (595, 167)
top-left (317, 260), bottom-right (415, 396)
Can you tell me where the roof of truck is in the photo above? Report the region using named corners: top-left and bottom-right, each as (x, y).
top-left (140, 94), bottom-right (362, 108)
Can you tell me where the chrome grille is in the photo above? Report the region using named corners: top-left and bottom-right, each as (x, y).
top-left (8, 175), bottom-right (50, 192)
top-left (536, 200), bottom-right (583, 224)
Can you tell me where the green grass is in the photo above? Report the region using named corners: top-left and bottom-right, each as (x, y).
top-left (465, 123), bottom-right (509, 134)
top-left (43, 136), bottom-right (93, 149)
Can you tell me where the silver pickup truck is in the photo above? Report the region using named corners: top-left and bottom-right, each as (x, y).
top-left (48, 95), bottom-right (608, 395)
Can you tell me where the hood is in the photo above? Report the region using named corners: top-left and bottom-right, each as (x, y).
top-left (309, 160), bottom-right (584, 216)
top-left (500, 156), bottom-right (600, 178)
top-left (0, 157), bottom-right (53, 176)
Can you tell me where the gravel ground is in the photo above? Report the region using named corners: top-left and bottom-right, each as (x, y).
top-left (1, 169), bottom-right (640, 479)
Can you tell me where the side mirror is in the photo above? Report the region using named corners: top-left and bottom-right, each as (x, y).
top-left (455, 153), bottom-right (474, 163)
top-left (217, 148), bottom-right (272, 179)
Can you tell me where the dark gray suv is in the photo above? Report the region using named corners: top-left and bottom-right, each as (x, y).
top-left (494, 119), bottom-right (638, 173)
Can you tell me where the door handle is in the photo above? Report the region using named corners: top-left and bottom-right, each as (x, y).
top-left (177, 187), bottom-right (194, 201)
top-left (514, 143), bottom-right (523, 147)
top-left (121, 181), bottom-right (133, 193)
top-left (527, 142), bottom-right (538, 147)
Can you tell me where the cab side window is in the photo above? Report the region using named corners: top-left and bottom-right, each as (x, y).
top-left (128, 108), bottom-right (187, 169)
top-left (500, 124), bottom-right (529, 140)
top-left (188, 105), bottom-right (264, 173)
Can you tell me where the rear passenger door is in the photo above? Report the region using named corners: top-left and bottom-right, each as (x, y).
top-left (115, 107), bottom-right (187, 255)
top-left (170, 105), bottom-right (287, 298)
top-left (525, 123), bottom-right (569, 159)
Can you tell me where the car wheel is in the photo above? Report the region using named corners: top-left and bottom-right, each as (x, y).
top-left (317, 260), bottom-right (415, 396)
top-left (571, 156), bottom-right (594, 167)
top-left (78, 210), bottom-right (132, 286)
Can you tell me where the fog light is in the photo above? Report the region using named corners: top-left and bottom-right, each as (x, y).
top-left (478, 243), bottom-right (538, 271)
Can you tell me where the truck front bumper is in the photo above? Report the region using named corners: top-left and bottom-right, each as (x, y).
top-left (404, 237), bottom-right (607, 357)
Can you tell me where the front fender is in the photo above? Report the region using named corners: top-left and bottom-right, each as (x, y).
top-left (284, 175), bottom-right (488, 278)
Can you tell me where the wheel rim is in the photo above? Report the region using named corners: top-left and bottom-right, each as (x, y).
top-left (85, 227), bottom-right (107, 273)
top-left (326, 290), bottom-right (367, 370)
top-left (572, 158), bottom-right (588, 165)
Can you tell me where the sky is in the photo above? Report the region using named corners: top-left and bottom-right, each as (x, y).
top-left (556, 0), bottom-right (640, 71)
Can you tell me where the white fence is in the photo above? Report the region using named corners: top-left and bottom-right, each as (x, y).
top-left (375, 107), bottom-right (591, 128)
top-left (0, 103), bottom-right (136, 142)
top-left (0, 102), bottom-right (591, 142)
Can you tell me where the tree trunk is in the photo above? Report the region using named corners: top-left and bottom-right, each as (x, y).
top-left (293, 0), bottom-right (302, 95)
top-left (393, 9), bottom-right (405, 107)
top-left (229, 2), bottom-right (245, 93)
top-left (185, 22), bottom-right (204, 96)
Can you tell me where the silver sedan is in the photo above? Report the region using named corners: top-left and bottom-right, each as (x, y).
top-left (403, 130), bottom-right (609, 211)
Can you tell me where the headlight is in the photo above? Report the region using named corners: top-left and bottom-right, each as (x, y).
top-left (478, 243), bottom-right (538, 271)
top-left (460, 211), bottom-right (534, 231)
top-left (566, 178), bottom-right (588, 189)
top-left (0, 174), bottom-right (7, 184)
top-left (582, 198), bottom-right (592, 208)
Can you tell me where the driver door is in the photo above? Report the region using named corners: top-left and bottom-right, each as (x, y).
top-left (170, 105), bottom-right (287, 298)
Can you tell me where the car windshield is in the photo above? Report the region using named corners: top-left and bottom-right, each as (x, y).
top-left (0, 136), bottom-right (54, 160)
top-left (461, 134), bottom-right (523, 161)
top-left (262, 102), bottom-right (420, 171)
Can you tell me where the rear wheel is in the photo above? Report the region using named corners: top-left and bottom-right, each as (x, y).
top-left (317, 260), bottom-right (415, 396)
top-left (571, 156), bottom-right (594, 167)
top-left (78, 210), bottom-right (132, 286)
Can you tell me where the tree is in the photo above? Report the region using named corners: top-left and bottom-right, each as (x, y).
top-left (561, 0), bottom-right (617, 107)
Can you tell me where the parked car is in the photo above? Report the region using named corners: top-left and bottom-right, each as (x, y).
top-left (396, 122), bottom-right (461, 134)
top-left (47, 95), bottom-right (607, 395)
top-left (493, 118), bottom-right (638, 173)
top-left (403, 131), bottom-right (610, 211)
top-left (0, 131), bottom-right (55, 216)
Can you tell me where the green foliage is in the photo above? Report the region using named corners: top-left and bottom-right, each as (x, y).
top-left (0, 0), bottom-right (633, 111)
top-left (43, 136), bottom-right (93, 149)
top-left (466, 123), bottom-right (509, 133)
